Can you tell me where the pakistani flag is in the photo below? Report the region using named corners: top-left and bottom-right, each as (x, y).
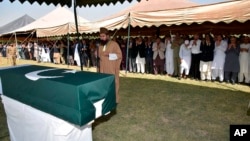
top-left (0, 65), bottom-right (116, 126)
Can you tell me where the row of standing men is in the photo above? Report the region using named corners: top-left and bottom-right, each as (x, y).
top-left (0, 39), bottom-right (98, 68)
top-left (124, 34), bottom-right (250, 85)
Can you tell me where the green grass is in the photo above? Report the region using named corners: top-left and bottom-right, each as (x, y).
top-left (0, 58), bottom-right (250, 141)
top-left (91, 77), bottom-right (250, 141)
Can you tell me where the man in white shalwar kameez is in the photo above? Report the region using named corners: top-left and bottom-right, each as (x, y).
top-left (34, 43), bottom-right (38, 61)
top-left (179, 40), bottom-right (191, 79)
top-left (239, 36), bottom-right (250, 84)
top-left (74, 41), bottom-right (81, 66)
top-left (41, 46), bottom-right (47, 62)
top-left (165, 35), bottom-right (174, 76)
top-left (37, 44), bottom-right (43, 62)
top-left (45, 45), bottom-right (51, 62)
top-left (211, 35), bottom-right (228, 82)
top-left (41, 45), bottom-right (50, 63)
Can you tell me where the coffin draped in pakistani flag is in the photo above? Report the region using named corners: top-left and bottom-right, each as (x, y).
top-left (0, 65), bottom-right (116, 126)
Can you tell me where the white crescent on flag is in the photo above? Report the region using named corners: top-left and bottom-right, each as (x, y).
top-left (25, 69), bottom-right (64, 81)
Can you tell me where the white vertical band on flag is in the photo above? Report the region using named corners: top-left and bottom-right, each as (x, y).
top-left (93, 99), bottom-right (105, 118)
top-left (0, 77), bottom-right (2, 95)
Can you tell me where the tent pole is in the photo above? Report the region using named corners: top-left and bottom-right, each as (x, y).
top-left (73, 0), bottom-right (83, 71)
top-left (14, 32), bottom-right (17, 47)
top-left (67, 33), bottom-right (70, 68)
top-left (14, 32), bottom-right (19, 60)
top-left (125, 13), bottom-right (131, 74)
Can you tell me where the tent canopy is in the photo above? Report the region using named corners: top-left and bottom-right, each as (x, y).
top-left (1, 7), bottom-right (90, 37)
top-left (103, 0), bottom-right (197, 20)
top-left (4, 0), bottom-right (250, 36)
top-left (83, 0), bottom-right (249, 36)
top-left (111, 0), bottom-right (249, 36)
top-left (69, 0), bottom-right (198, 36)
top-left (13, 7), bottom-right (89, 33)
top-left (1, 0), bottom-right (138, 7)
top-left (0, 14), bottom-right (35, 35)
top-left (130, 0), bottom-right (250, 28)
top-left (37, 13), bottom-right (130, 37)
top-left (1, 0), bottom-right (141, 37)
top-left (125, 0), bottom-right (197, 11)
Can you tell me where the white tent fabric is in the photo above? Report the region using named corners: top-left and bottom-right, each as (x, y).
top-left (74, 0), bottom-right (196, 35)
top-left (13, 7), bottom-right (89, 36)
top-left (130, 0), bottom-right (250, 27)
top-left (37, 13), bottom-right (130, 36)
top-left (79, 13), bottom-right (130, 34)
top-left (75, 0), bottom-right (197, 35)
top-left (0, 14), bottom-right (35, 36)
top-left (36, 23), bottom-right (77, 37)
top-left (77, 0), bottom-right (250, 35)
top-left (9, 0), bottom-right (250, 37)
top-left (102, 0), bottom-right (197, 20)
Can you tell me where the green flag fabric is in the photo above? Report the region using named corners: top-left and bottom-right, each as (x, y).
top-left (0, 65), bottom-right (116, 126)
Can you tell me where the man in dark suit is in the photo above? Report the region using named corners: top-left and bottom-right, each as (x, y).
top-left (134, 37), bottom-right (146, 74)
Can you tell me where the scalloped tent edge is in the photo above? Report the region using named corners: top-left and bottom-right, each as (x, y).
top-left (1, 0), bottom-right (137, 7)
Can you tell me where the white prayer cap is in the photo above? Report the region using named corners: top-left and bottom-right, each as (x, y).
top-left (184, 40), bottom-right (189, 45)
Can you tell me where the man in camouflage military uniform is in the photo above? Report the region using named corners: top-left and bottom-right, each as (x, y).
top-left (7, 44), bottom-right (17, 66)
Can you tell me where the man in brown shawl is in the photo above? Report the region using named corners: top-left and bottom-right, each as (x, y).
top-left (98, 27), bottom-right (122, 103)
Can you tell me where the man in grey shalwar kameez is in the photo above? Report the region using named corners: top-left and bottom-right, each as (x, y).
top-left (224, 36), bottom-right (240, 84)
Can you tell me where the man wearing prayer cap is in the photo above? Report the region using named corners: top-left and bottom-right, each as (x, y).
top-left (100, 27), bottom-right (109, 35)
top-left (98, 27), bottom-right (122, 103)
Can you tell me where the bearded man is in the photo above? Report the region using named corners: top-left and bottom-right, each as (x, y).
top-left (98, 27), bottom-right (122, 103)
